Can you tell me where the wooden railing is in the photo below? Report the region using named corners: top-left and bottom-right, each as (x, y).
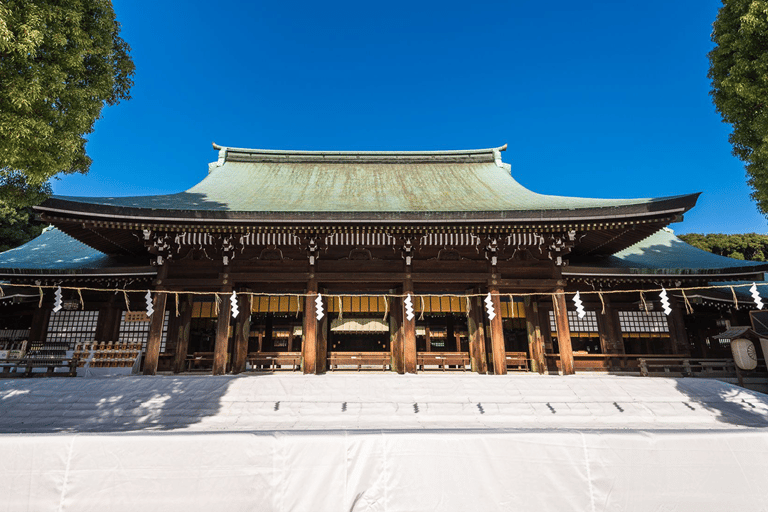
top-left (0, 358), bottom-right (77, 378)
top-left (638, 357), bottom-right (736, 377)
top-left (247, 352), bottom-right (301, 371)
top-left (544, 353), bottom-right (743, 378)
top-left (505, 352), bottom-right (529, 371)
top-left (418, 352), bottom-right (470, 371)
top-left (328, 352), bottom-right (390, 371)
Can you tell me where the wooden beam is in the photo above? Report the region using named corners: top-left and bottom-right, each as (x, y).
top-left (173, 295), bottom-right (193, 373)
top-left (212, 290), bottom-right (232, 376)
top-left (143, 292), bottom-right (167, 376)
top-left (403, 278), bottom-right (417, 374)
top-left (467, 288), bottom-right (488, 374)
top-left (487, 286), bottom-right (507, 375)
top-left (302, 278), bottom-right (318, 374)
top-left (523, 297), bottom-right (546, 374)
top-left (488, 278), bottom-right (565, 289)
top-left (231, 294), bottom-right (251, 374)
top-left (553, 287), bottom-right (575, 375)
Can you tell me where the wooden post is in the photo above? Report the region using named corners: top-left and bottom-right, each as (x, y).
top-left (143, 292), bottom-right (167, 376)
top-left (29, 307), bottom-right (51, 343)
top-left (173, 295), bottom-right (193, 373)
top-left (524, 297), bottom-right (546, 374)
top-left (668, 295), bottom-right (691, 356)
top-left (403, 279), bottom-right (417, 374)
top-left (390, 290), bottom-right (404, 374)
top-left (232, 294), bottom-right (251, 374)
top-left (553, 287), bottom-right (575, 375)
top-left (317, 305), bottom-right (328, 374)
top-left (487, 286), bottom-right (507, 375)
top-left (425, 326), bottom-right (431, 352)
top-left (597, 294), bottom-right (624, 355)
top-left (302, 279), bottom-right (318, 374)
top-left (467, 289), bottom-right (488, 374)
top-left (212, 291), bottom-right (232, 376)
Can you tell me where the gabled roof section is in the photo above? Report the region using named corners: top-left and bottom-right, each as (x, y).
top-left (37, 144), bottom-right (699, 223)
top-left (565, 228), bottom-right (768, 279)
top-left (0, 227), bottom-right (154, 277)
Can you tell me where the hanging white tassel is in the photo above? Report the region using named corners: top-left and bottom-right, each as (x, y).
top-left (659, 288), bottom-right (672, 316)
top-left (751, 283), bottom-right (764, 310)
top-left (145, 290), bottom-right (154, 317)
top-left (231, 291), bottom-right (239, 318)
top-left (53, 286), bottom-right (62, 313)
top-left (315, 293), bottom-right (324, 320)
top-left (404, 294), bottom-right (415, 321)
top-left (484, 292), bottom-right (496, 321)
top-left (573, 291), bottom-right (585, 319)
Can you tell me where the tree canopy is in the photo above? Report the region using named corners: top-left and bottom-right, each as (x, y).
top-left (709, 0), bottom-right (768, 215)
top-left (679, 232), bottom-right (768, 261)
top-left (0, 0), bottom-right (134, 192)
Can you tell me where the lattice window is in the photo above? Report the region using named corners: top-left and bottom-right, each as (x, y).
top-left (45, 310), bottom-right (99, 349)
top-left (617, 311), bottom-right (669, 333)
top-left (118, 311), bottom-right (170, 352)
top-left (549, 311), bottom-right (598, 332)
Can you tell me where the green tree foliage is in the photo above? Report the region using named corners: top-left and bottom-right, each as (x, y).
top-left (709, 1), bottom-right (768, 215)
top-left (0, 172), bottom-right (52, 252)
top-left (679, 233), bottom-right (768, 261)
top-left (0, 0), bottom-right (134, 192)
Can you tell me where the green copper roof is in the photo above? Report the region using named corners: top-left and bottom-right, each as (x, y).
top-left (567, 228), bottom-right (768, 278)
top-left (41, 145), bottom-right (698, 221)
top-left (611, 229), bottom-right (765, 271)
top-left (0, 227), bottom-right (153, 276)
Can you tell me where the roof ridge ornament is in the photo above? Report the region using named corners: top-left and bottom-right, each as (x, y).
top-left (493, 144), bottom-right (511, 173)
top-left (209, 143), bottom-right (228, 173)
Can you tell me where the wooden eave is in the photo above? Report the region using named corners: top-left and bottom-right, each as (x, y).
top-left (38, 209), bottom-right (683, 259)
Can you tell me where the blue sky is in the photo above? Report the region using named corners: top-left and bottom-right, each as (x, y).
top-left (54, 0), bottom-right (766, 235)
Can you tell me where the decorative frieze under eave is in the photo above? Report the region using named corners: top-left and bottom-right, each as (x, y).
top-left (39, 211), bottom-right (681, 261)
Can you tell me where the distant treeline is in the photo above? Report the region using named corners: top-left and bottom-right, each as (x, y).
top-left (678, 233), bottom-right (768, 262)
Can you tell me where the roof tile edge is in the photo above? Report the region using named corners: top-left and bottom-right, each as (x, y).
top-left (210, 142), bottom-right (507, 164)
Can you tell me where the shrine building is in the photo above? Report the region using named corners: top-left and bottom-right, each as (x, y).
top-left (0, 143), bottom-right (765, 376)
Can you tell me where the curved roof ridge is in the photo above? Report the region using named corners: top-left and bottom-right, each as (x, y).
top-left (212, 142), bottom-right (507, 156)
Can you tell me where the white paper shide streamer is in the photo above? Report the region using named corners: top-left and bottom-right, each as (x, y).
top-left (572, 291), bottom-right (585, 319)
top-left (145, 290), bottom-right (154, 317)
top-left (404, 294), bottom-right (415, 321)
top-left (751, 283), bottom-right (764, 310)
top-left (230, 291), bottom-right (239, 318)
top-left (484, 293), bottom-right (496, 321)
top-left (315, 294), bottom-right (324, 320)
top-left (659, 288), bottom-right (671, 316)
top-left (53, 286), bottom-right (62, 313)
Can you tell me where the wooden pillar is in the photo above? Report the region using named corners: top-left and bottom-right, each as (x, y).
top-left (467, 289), bottom-right (488, 374)
top-left (524, 297), bottom-right (546, 374)
top-left (173, 295), bottom-right (193, 373)
top-left (553, 288), bottom-right (575, 375)
top-left (390, 290), bottom-right (404, 374)
top-left (232, 294), bottom-right (251, 374)
top-left (29, 307), bottom-right (51, 343)
top-left (403, 279), bottom-right (417, 374)
top-left (668, 295), bottom-right (691, 356)
top-left (487, 286), bottom-right (507, 375)
top-left (425, 327), bottom-right (431, 352)
top-left (143, 292), bottom-right (168, 376)
top-left (597, 294), bottom-right (624, 355)
top-left (302, 279), bottom-right (318, 374)
top-left (317, 305), bottom-right (328, 374)
top-left (212, 291), bottom-right (232, 375)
